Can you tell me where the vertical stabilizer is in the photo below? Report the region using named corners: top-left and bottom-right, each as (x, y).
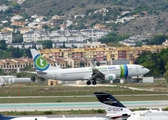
top-left (30, 49), bottom-right (60, 71)
top-left (94, 92), bottom-right (131, 119)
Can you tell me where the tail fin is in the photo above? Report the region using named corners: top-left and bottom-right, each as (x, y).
top-left (30, 49), bottom-right (60, 71)
top-left (94, 92), bottom-right (131, 119)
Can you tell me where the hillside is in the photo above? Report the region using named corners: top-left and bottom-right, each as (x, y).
top-left (20, 0), bottom-right (168, 37)
top-left (21, 0), bottom-right (168, 16)
top-left (2, 0), bottom-right (168, 38)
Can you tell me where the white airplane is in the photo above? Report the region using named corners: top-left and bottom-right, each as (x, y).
top-left (0, 115), bottom-right (47, 120)
top-left (127, 111), bottom-right (168, 120)
top-left (94, 92), bottom-right (166, 120)
top-left (0, 114), bottom-right (108, 120)
top-left (30, 49), bottom-right (149, 85)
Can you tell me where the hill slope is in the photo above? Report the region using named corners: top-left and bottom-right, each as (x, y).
top-left (6, 0), bottom-right (168, 37)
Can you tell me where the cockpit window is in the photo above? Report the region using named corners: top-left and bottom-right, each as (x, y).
top-left (141, 67), bottom-right (145, 69)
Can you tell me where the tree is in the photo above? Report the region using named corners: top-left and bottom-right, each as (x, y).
top-left (24, 65), bottom-right (33, 71)
top-left (98, 32), bottom-right (130, 44)
top-left (0, 40), bottom-right (7, 50)
top-left (11, 1), bottom-right (21, 10)
top-left (148, 34), bottom-right (168, 45)
top-left (12, 34), bottom-right (23, 43)
top-left (0, 68), bottom-right (6, 75)
top-left (8, 47), bottom-right (24, 58)
top-left (42, 40), bottom-right (52, 49)
top-left (24, 48), bottom-right (32, 58)
top-left (42, 24), bottom-right (50, 30)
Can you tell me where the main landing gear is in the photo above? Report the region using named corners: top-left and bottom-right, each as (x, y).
top-left (86, 80), bottom-right (97, 85)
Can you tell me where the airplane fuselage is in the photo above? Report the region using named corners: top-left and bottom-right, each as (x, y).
top-left (38, 64), bottom-right (149, 81)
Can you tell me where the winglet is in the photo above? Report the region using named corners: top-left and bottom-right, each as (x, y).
top-left (90, 61), bottom-right (95, 68)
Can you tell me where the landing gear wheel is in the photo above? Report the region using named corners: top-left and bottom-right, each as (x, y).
top-left (92, 80), bottom-right (97, 85)
top-left (86, 80), bottom-right (91, 85)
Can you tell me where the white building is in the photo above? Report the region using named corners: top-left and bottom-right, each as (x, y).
top-left (162, 39), bottom-right (168, 46)
top-left (0, 5), bottom-right (9, 12)
top-left (11, 15), bottom-right (23, 22)
top-left (0, 32), bottom-right (12, 44)
top-left (23, 30), bottom-right (88, 43)
top-left (17, 0), bottom-right (26, 4)
top-left (80, 29), bottom-right (110, 41)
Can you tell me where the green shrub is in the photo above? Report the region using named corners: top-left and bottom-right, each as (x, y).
top-left (97, 109), bottom-right (104, 113)
top-left (43, 111), bottom-right (52, 115)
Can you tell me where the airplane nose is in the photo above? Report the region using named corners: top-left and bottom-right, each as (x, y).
top-left (146, 68), bottom-right (150, 73)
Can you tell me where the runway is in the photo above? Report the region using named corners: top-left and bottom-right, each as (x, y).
top-left (1, 100), bottom-right (168, 112)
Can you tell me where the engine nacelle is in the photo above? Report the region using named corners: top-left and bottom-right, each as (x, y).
top-left (104, 74), bottom-right (116, 81)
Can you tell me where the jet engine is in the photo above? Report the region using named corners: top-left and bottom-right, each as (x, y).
top-left (104, 74), bottom-right (116, 81)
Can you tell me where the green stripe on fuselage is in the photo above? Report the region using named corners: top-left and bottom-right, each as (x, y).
top-left (120, 65), bottom-right (124, 77)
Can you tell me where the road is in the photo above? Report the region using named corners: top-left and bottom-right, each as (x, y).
top-left (0, 100), bottom-right (168, 112)
top-left (1, 94), bottom-right (168, 98)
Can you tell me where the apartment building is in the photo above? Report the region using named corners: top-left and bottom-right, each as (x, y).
top-left (0, 45), bottom-right (167, 72)
top-left (39, 45), bottom-right (168, 66)
top-left (0, 58), bottom-right (34, 72)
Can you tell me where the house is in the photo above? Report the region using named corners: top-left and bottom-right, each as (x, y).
top-left (94, 8), bottom-right (109, 14)
top-left (0, 32), bottom-right (12, 44)
top-left (121, 11), bottom-right (131, 16)
top-left (1, 20), bottom-right (8, 24)
top-left (8, 42), bottom-right (43, 50)
top-left (1, 27), bottom-right (14, 32)
top-left (93, 24), bottom-right (106, 29)
top-left (74, 15), bottom-right (85, 19)
top-left (23, 29), bottom-right (88, 47)
top-left (17, 0), bottom-right (26, 4)
top-left (8, 43), bottom-right (23, 49)
top-left (84, 42), bottom-right (107, 48)
top-left (20, 28), bottom-right (33, 34)
top-left (11, 15), bottom-right (23, 22)
top-left (35, 16), bottom-right (46, 23)
top-left (116, 16), bottom-right (135, 24)
top-left (162, 39), bottom-right (168, 46)
top-left (0, 58), bottom-right (34, 72)
top-left (0, 5), bottom-right (9, 12)
top-left (80, 29), bottom-right (110, 41)
top-left (23, 30), bottom-right (49, 42)
top-left (50, 15), bottom-right (65, 26)
top-left (119, 35), bottom-right (148, 46)
top-left (52, 40), bottom-right (88, 48)
top-left (11, 21), bottom-right (26, 27)
top-left (55, 58), bottom-right (67, 68)
top-left (31, 14), bottom-right (38, 19)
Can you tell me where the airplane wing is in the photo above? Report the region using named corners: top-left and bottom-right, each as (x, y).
top-left (24, 71), bottom-right (37, 74)
top-left (90, 62), bottom-right (104, 81)
top-left (24, 71), bottom-right (47, 75)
